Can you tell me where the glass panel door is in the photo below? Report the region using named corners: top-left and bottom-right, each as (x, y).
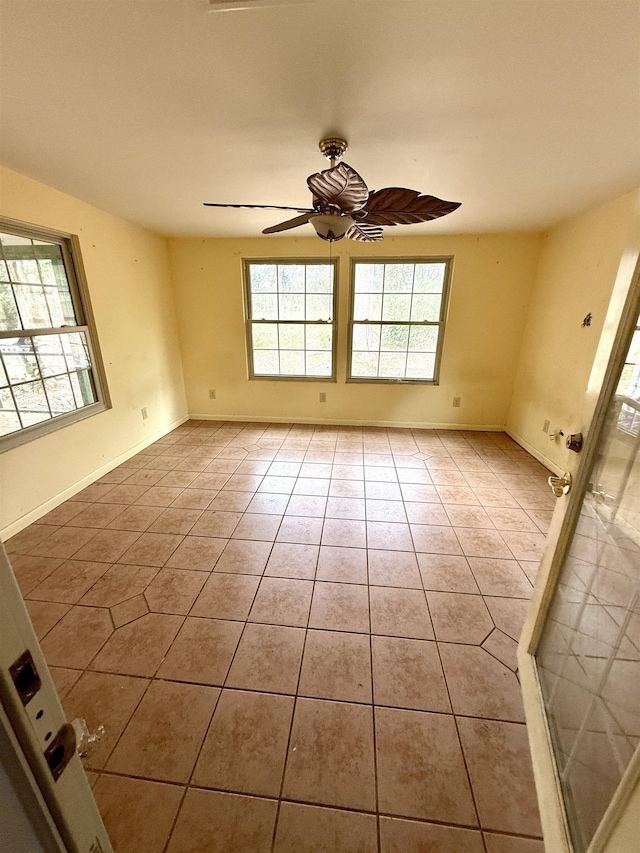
top-left (535, 312), bottom-right (640, 852)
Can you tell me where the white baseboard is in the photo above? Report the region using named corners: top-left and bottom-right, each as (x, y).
top-left (189, 413), bottom-right (507, 431)
top-left (1, 414), bottom-right (190, 541)
top-left (505, 426), bottom-right (562, 475)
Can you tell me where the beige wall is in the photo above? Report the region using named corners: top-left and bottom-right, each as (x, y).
top-left (168, 232), bottom-right (541, 429)
top-left (0, 167), bottom-right (188, 536)
top-left (507, 190), bottom-right (639, 473)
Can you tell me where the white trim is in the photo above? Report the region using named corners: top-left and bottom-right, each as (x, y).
top-left (189, 412), bottom-right (506, 431)
top-left (1, 414), bottom-right (189, 540)
top-left (506, 426), bottom-right (562, 475)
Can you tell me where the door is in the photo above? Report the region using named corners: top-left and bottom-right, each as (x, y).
top-left (519, 242), bottom-right (640, 852)
top-left (0, 542), bottom-right (113, 853)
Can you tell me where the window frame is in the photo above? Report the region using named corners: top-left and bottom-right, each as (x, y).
top-left (0, 217), bottom-right (110, 453)
top-left (346, 255), bottom-right (453, 385)
top-left (243, 257), bottom-right (339, 382)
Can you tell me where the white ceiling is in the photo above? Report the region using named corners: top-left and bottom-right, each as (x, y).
top-left (1, 0), bottom-right (639, 238)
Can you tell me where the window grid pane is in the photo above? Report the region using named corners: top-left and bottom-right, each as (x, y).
top-left (247, 261), bottom-right (335, 378)
top-left (0, 225), bottom-right (103, 443)
top-left (350, 259), bottom-right (450, 382)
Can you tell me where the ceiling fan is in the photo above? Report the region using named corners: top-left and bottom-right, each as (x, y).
top-left (203, 138), bottom-right (461, 242)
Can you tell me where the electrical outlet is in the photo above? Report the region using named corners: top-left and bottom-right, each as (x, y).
top-left (452, 396), bottom-right (461, 408)
top-left (209, 389), bottom-right (216, 399)
top-left (543, 419), bottom-right (550, 433)
top-left (319, 392), bottom-right (327, 403)
top-left (141, 407), bottom-right (148, 420)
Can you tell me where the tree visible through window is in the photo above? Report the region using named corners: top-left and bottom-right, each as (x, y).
top-left (245, 260), bottom-right (337, 379)
top-left (617, 315), bottom-right (640, 435)
top-left (348, 258), bottom-right (452, 382)
top-left (0, 222), bottom-right (107, 448)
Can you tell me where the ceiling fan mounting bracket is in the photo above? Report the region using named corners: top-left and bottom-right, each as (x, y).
top-left (319, 137), bottom-right (348, 163)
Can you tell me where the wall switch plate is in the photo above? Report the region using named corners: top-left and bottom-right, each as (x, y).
top-left (543, 419), bottom-right (550, 433)
top-left (452, 396), bottom-right (461, 408)
top-left (319, 392), bottom-right (327, 403)
top-left (141, 407), bottom-right (148, 420)
top-left (209, 389), bottom-right (216, 399)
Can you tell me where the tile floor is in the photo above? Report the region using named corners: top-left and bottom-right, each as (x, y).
top-left (5, 421), bottom-right (554, 853)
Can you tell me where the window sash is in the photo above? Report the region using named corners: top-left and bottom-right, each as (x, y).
top-left (244, 259), bottom-right (338, 381)
top-left (0, 219), bottom-right (109, 452)
top-left (347, 257), bottom-right (452, 384)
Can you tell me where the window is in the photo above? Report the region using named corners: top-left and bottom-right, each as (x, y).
top-left (245, 259), bottom-right (337, 380)
top-left (0, 220), bottom-right (108, 450)
top-left (348, 258), bottom-right (452, 383)
top-left (616, 314), bottom-right (640, 436)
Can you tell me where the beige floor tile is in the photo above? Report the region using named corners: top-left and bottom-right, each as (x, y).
top-left (98, 484), bottom-right (150, 505)
top-left (328, 479), bottom-right (364, 498)
top-left (247, 493), bottom-right (291, 514)
top-left (157, 617), bottom-right (243, 685)
top-left (379, 817), bottom-right (484, 853)
top-left (277, 515), bottom-right (324, 545)
top-left (6, 524), bottom-right (59, 555)
top-left (369, 586), bottom-right (433, 639)
top-left (91, 612), bottom-right (183, 676)
top-left (106, 679), bottom-right (219, 783)
top-left (25, 600), bottom-right (72, 640)
top-left (123, 469), bottom-right (167, 487)
top-left (309, 582), bottom-right (370, 633)
top-left (29, 526), bottom-right (101, 560)
top-left (404, 502), bottom-right (449, 524)
top-left (457, 717), bottom-right (542, 836)
top-left (483, 833), bottom-right (545, 853)
top-left (208, 490), bottom-right (253, 512)
top-left (468, 557), bottom-right (533, 598)
top-left (79, 564), bottom-right (159, 607)
top-left (193, 689), bottom-right (294, 796)
top-left (9, 555), bottom-right (65, 596)
top-left (410, 524), bottom-right (463, 556)
top-left (455, 528), bottom-right (512, 559)
top-left (191, 573), bottom-right (260, 620)
top-left (226, 624), bottom-right (305, 694)
top-left (484, 596), bottom-right (530, 642)
top-left (375, 706), bottom-right (477, 824)
top-left (190, 474), bottom-right (230, 491)
top-left (62, 670), bottom-right (148, 769)
top-left (298, 630), bottom-right (372, 703)
top-left (147, 507), bottom-right (203, 535)
top-left (485, 507), bottom-right (540, 533)
top-left (287, 495), bottom-right (328, 518)
top-left (105, 505), bottom-right (164, 531)
top-left (166, 789), bottom-right (277, 853)
top-left (316, 546), bottom-right (367, 584)
top-left (365, 499), bottom-right (407, 523)
top-left (372, 636), bottom-right (450, 712)
top-left (72, 529), bottom-right (141, 563)
top-left (368, 550), bottom-right (421, 588)
top-left (481, 627), bottom-right (519, 671)
top-left (170, 488), bottom-right (217, 509)
top-left (28, 559), bottom-right (110, 604)
top-left (118, 532), bottom-right (184, 567)
top-left (143, 568), bottom-right (206, 614)
top-left (439, 643), bottom-right (525, 722)
top-left (38, 502), bottom-right (89, 526)
top-left (67, 502), bottom-right (128, 528)
top-left (445, 505), bottom-right (495, 529)
top-left (190, 510), bottom-right (242, 538)
top-left (40, 606), bottom-right (113, 669)
top-left (48, 665), bottom-right (82, 699)
top-left (500, 530), bottom-right (547, 561)
top-left (417, 553), bottom-right (479, 593)
top-left (111, 594), bottom-right (149, 627)
top-left (436, 487), bottom-right (481, 506)
top-left (248, 577), bottom-right (313, 627)
top-left (94, 774), bottom-right (184, 853)
top-left (367, 521), bottom-right (413, 551)
top-left (427, 591), bottom-right (493, 644)
top-left (473, 488), bottom-right (521, 508)
top-left (400, 484), bottom-right (441, 503)
top-left (264, 542), bottom-right (319, 579)
top-left (324, 497), bottom-right (366, 520)
top-left (321, 518), bottom-right (366, 548)
top-left (165, 534), bottom-right (227, 570)
top-left (283, 698), bottom-right (376, 810)
top-left (232, 513), bottom-right (282, 541)
top-left (259, 475), bottom-right (297, 494)
top-left (274, 802), bottom-right (378, 853)
top-left (214, 539), bottom-right (272, 574)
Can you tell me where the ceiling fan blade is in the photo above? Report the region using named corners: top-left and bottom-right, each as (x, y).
top-left (203, 203), bottom-right (313, 212)
top-left (346, 222), bottom-right (384, 242)
top-left (306, 162), bottom-right (369, 214)
top-left (358, 188), bottom-right (461, 226)
top-left (262, 212), bottom-right (314, 234)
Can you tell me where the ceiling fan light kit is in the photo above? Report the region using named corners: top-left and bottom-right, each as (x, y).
top-left (204, 137), bottom-right (461, 242)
